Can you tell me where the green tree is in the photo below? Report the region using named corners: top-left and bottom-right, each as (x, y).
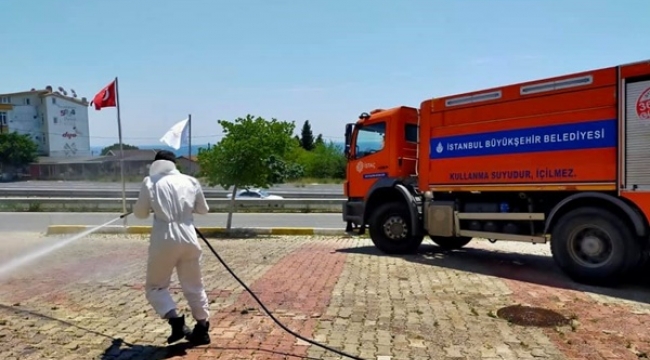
top-left (286, 140), bottom-right (346, 180)
top-left (299, 120), bottom-right (315, 151)
top-left (0, 132), bottom-right (39, 173)
top-left (306, 141), bottom-right (346, 179)
top-left (100, 143), bottom-right (139, 156)
top-left (314, 134), bottom-right (324, 147)
top-left (265, 155), bottom-right (304, 183)
top-left (197, 114), bottom-right (297, 230)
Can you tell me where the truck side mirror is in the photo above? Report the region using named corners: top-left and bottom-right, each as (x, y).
top-left (344, 123), bottom-right (354, 157)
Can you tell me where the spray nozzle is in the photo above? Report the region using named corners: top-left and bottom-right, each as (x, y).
top-left (119, 211), bottom-right (132, 219)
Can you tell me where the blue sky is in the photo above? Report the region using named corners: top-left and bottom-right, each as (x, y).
top-left (2, 0), bottom-right (649, 148)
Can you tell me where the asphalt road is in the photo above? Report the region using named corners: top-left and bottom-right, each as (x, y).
top-left (0, 180), bottom-right (343, 194)
top-left (0, 212), bottom-right (346, 233)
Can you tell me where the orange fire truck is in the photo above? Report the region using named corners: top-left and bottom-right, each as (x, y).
top-left (342, 59), bottom-right (650, 286)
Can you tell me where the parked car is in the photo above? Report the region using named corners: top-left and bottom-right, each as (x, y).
top-left (225, 188), bottom-right (284, 200)
top-left (0, 173), bottom-right (16, 182)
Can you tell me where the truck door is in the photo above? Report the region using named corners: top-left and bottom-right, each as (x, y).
top-left (347, 121), bottom-right (388, 198)
top-left (624, 78), bottom-right (650, 189)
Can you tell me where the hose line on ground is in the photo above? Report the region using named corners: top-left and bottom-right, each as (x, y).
top-left (194, 228), bottom-right (367, 360)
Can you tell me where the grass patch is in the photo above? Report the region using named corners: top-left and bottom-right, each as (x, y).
top-left (194, 177), bottom-right (344, 188)
top-left (286, 177), bottom-right (344, 186)
top-left (49, 175), bottom-right (146, 183)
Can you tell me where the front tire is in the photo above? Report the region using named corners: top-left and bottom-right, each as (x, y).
top-left (550, 207), bottom-right (641, 286)
top-left (368, 202), bottom-right (423, 254)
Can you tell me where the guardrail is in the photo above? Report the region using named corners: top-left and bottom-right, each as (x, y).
top-left (0, 197), bottom-right (346, 213)
top-left (0, 189), bottom-right (343, 199)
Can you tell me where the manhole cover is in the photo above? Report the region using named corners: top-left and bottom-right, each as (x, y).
top-left (496, 305), bottom-right (570, 327)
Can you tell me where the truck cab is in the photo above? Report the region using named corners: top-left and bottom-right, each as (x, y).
top-left (342, 106), bottom-right (419, 230)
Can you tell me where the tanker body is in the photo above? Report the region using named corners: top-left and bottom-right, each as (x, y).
top-left (342, 59), bottom-right (650, 286)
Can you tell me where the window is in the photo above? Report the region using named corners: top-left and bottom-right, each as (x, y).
top-left (405, 124), bottom-right (418, 143)
top-left (0, 111), bottom-right (7, 125)
top-left (24, 98), bottom-right (30, 105)
top-left (0, 97), bottom-right (10, 104)
top-left (355, 122), bottom-right (385, 158)
top-left (52, 98), bottom-right (56, 104)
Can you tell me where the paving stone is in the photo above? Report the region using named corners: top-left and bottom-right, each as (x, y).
top-left (2, 233), bottom-right (650, 359)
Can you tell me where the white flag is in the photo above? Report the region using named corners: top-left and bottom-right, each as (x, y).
top-left (160, 118), bottom-right (189, 150)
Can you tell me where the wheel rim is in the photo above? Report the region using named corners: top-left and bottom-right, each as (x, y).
top-left (567, 225), bottom-right (614, 268)
top-left (382, 215), bottom-right (408, 241)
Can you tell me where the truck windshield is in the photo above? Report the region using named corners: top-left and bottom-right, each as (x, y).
top-left (355, 122), bottom-right (385, 158)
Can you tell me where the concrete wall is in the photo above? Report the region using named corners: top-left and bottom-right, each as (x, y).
top-left (8, 102), bottom-right (46, 154)
top-left (1, 94), bottom-right (47, 154)
top-left (44, 95), bottom-right (91, 157)
top-left (0, 91), bottom-right (91, 158)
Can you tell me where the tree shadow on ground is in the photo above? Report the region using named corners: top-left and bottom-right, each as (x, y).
top-left (336, 241), bottom-right (650, 305)
top-left (0, 304), bottom-right (320, 360)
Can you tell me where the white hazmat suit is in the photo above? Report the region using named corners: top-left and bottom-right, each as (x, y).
top-left (133, 158), bottom-right (211, 327)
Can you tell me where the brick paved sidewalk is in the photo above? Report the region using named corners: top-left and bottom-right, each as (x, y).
top-left (0, 232), bottom-right (649, 359)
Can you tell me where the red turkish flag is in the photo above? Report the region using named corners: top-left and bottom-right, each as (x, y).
top-left (91, 80), bottom-right (117, 110)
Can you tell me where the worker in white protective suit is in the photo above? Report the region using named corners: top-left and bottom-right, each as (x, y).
top-left (133, 150), bottom-right (211, 345)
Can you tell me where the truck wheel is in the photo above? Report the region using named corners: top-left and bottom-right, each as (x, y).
top-left (368, 201), bottom-right (423, 254)
top-left (429, 236), bottom-right (472, 250)
top-left (550, 207), bottom-right (641, 286)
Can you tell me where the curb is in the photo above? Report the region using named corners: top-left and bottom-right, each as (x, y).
top-left (46, 225), bottom-right (348, 237)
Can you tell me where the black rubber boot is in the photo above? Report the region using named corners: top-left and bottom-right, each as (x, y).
top-left (187, 321), bottom-right (211, 345)
top-left (358, 224), bottom-right (366, 235)
top-left (167, 315), bottom-right (191, 344)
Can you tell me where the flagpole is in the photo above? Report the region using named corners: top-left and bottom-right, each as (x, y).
top-left (188, 113), bottom-right (192, 161)
top-left (115, 76), bottom-right (127, 226)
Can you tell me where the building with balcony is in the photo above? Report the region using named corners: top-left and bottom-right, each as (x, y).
top-left (0, 86), bottom-right (91, 157)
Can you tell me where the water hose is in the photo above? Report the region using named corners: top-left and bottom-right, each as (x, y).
top-left (194, 227), bottom-right (367, 360)
top-left (117, 210), bottom-right (365, 359)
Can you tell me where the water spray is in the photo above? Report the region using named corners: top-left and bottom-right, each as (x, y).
top-left (0, 212), bottom-right (132, 280)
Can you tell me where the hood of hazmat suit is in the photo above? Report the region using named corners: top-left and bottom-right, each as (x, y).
top-left (133, 159), bottom-right (210, 248)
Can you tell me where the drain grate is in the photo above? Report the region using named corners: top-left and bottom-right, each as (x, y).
top-left (496, 305), bottom-right (570, 327)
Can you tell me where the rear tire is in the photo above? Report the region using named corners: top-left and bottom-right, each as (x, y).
top-left (550, 207), bottom-right (641, 286)
top-left (368, 202), bottom-right (423, 254)
top-left (429, 236), bottom-right (472, 250)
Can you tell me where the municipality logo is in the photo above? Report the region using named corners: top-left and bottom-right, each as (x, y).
top-left (356, 161), bottom-right (364, 173)
top-left (436, 142), bottom-right (444, 154)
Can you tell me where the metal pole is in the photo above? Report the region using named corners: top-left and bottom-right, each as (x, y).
top-left (188, 113), bottom-right (192, 161)
top-left (115, 76), bottom-right (127, 227)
